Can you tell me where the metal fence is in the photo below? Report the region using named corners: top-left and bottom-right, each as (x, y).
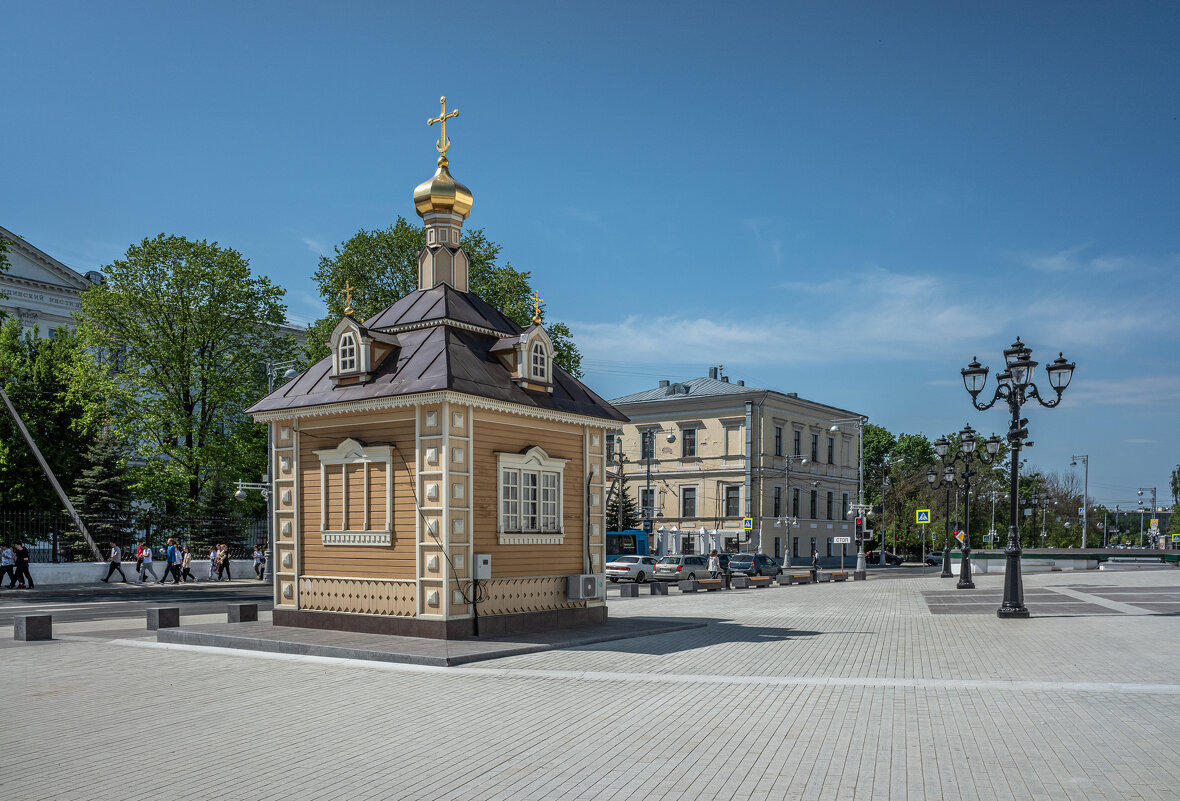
top-left (0, 510), bottom-right (267, 563)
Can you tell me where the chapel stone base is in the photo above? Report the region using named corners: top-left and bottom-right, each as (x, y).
top-left (273, 604), bottom-right (608, 640)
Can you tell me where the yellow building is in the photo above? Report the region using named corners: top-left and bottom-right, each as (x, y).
top-left (247, 100), bottom-right (626, 638)
top-left (609, 368), bottom-right (864, 564)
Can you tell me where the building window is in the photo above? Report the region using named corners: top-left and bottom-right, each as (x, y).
top-left (811, 433), bottom-right (818, 462)
top-left (497, 446), bottom-right (567, 545)
top-left (681, 487), bottom-right (696, 518)
top-left (606, 434), bottom-right (617, 465)
top-left (724, 486), bottom-right (740, 517)
top-left (681, 428), bottom-right (696, 458)
top-left (338, 332), bottom-right (357, 373)
top-left (773, 486), bottom-right (782, 517)
top-left (313, 438), bottom-right (394, 546)
top-left (826, 491), bottom-right (833, 520)
top-left (827, 437), bottom-right (834, 464)
top-left (809, 489), bottom-right (817, 519)
top-left (530, 341), bottom-right (548, 381)
top-left (827, 537), bottom-right (833, 557)
top-left (640, 488), bottom-right (655, 518)
top-left (775, 426), bottom-right (783, 457)
top-left (792, 487), bottom-right (800, 518)
top-left (640, 432), bottom-right (654, 460)
top-left (793, 430), bottom-right (801, 457)
top-left (842, 493), bottom-right (849, 521)
top-left (793, 537), bottom-right (800, 558)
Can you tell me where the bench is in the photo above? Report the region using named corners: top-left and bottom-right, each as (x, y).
top-left (678, 579), bottom-right (699, 592)
top-left (731, 575), bottom-right (771, 589)
top-left (829, 571), bottom-right (848, 582)
top-left (696, 578), bottom-right (723, 591)
top-left (816, 572), bottom-right (831, 583)
top-left (788, 573), bottom-right (813, 585)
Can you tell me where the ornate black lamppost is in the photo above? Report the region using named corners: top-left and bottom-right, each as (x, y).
top-left (927, 455), bottom-right (959, 579)
top-left (962, 338), bottom-right (1075, 619)
top-left (951, 424), bottom-right (1001, 589)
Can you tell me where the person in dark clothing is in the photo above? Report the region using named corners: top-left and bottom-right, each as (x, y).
top-left (11, 541), bottom-right (34, 589)
top-left (100, 541), bottom-right (128, 583)
top-left (216, 544), bottom-right (232, 581)
top-left (0, 544), bottom-right (15, 587)
top-left (810, 547), bottom-right (819, 583)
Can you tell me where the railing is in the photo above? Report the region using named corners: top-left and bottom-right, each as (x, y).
top-left (0, 510), bottom-right (267, 563)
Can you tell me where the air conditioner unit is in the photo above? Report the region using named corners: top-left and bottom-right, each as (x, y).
top-left (567, 573), bottom-right (603, 600)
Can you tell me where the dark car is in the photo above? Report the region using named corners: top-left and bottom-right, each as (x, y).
top-left (727, 552), bottom-right (781, 577)
top-left (868, 551), bottom-right (905, 566)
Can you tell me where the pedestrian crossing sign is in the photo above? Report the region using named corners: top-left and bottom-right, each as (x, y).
top-left (742, 517), bottom-right (753, 530)
top-left (916, 509), bottom-right (931, 524)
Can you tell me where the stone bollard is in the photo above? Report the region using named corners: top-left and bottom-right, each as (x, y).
top-left (14, 614), bottom-right (52, 641)
top-left (147, 607), bottom-right (180, 631)
top-left (648, 582), bottom-right (669, 595)
top-left (618, 583), bottom-right (640, 598)
top-left (228, 603), bottom-right (259, 623)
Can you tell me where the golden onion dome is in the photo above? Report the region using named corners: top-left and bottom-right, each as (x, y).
top-left (413, 156), bottom-right (473, 219)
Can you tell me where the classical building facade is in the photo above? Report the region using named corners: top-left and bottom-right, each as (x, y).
top-left (0, 225), bottom-right (101, 336)
top-left (609, 367), bottom-right (865, 564)
top-left (247, 99), bottom-right (626, 638)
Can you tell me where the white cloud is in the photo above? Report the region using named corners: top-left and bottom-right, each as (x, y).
top-left (302, 237), bottom-right (325, 255)
top-left (1066, 376), bottom-right (1180, 406)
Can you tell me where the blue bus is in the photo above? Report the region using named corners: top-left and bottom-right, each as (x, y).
top-left (606, 529), bottom-right (650, 562)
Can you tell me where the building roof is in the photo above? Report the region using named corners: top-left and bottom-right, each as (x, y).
top-left (247, 283), bottom-right (627, 422)
top-left (609, 375), bottom-right (762, 405)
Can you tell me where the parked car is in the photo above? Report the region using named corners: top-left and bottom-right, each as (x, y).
top-left (867, 551), bottom-right (905, 566)
top-left (653, 555), bottom-right (711, 581)
top-left (605, 555), bottom-right (659, 583)
top-left (727, 552), bottom-right (781, 577)
top-left (926, 551), bottom-right (943, 566)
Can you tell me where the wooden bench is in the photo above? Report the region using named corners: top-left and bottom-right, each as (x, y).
top-left (816, 571), bottom-right (831, 583)
top-left (788, 573), bottom-right (813, 585)
top-left (732, 575), bottom-right (771, 589)
top-left (829, 571), bottom-right (848, 582)
top-left (696, 578), bottom-right (723, 591)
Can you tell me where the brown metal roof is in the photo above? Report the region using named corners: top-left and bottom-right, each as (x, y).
top-left (247, 285), bottom-right (627, 422)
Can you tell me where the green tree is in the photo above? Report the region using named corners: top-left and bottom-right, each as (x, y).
top-left (75, 234), bottom-right (295, 521)
top-left (0, 320), bottom-right (100, 511)
top-left (306, 218), bottom-right (583, 375)
top-left (1171, 464), bottom-right (1180, 508)
top-left (69, 429), bottom-right (133, 546)
top-left (607, 482), bottom-right (641, 530)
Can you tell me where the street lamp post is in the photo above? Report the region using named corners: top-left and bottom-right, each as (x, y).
top-left (1070, 455), bottom-right (1089, 547)
top-left (962, 338), bottom-right (1075, 618)
top-left (641, 428), bottom-right (677, 553)
top-left (830, 416), bottom-right (868, 575)
top-left (953, 425), bottom-right (1001, 589)
top-left (778, 454), bottom-right (807, 564)
top-left (1040, 498), bottom-right (1055, 547)
top-left (928, 443), bottom-right (958, 579)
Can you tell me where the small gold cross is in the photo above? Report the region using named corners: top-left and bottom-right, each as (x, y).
top-left (529, 290), bottom-right (544, 325)
top-left (342, 280), bottom-right (355, 317)
top-left (427, 96), bottom-right (460, 155)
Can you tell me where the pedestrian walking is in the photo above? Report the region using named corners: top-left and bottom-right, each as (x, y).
top-left (810, 546), bottom-right (819, 583)
top-left (253, 544), bottom-right (266, 580)
top-left (134, 540), bottom-right (144, 575)
top-left (160, 538), bottom-right (181, 584)
top-left (138, 544), bottom-right (159, 583)
top-left (100, 541), bottom-right (129, 583)
top-left (707, 549), bottom-right (722, 579)
top-left (208, 546), bottom-right (218, 581)
top-left (0, 543), bottom-right (15, 587)
top-left (216, 544), bottom-right (232, 581)
top-left (11, 541), bottom-right (34, 589)
top-left (180, 547), bottom-right (196, 582)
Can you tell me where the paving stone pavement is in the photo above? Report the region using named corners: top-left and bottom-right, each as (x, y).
top-left (3, 569), bottom-right (1179, 801)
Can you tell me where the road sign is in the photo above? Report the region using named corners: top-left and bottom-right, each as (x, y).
top-left (834, 536), bottom-right (851, 544)
top-left (916, 509), bottom-right (931, 524)
top-left (742, 517), bottom-right (753, 531)
top-left (1173, 535), bottom-right (1180, 543)
top-left (642, 519), bottom-right (653, 533)
top-left (955, 530), bottom-right (966, 544)
top-left (1151, 519), bottom-right (1159, 529)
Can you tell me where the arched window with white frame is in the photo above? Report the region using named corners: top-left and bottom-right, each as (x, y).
top-left (530, 341), bottom-right (548, 381)
top-left (339, 332), bottom-right (357, 372)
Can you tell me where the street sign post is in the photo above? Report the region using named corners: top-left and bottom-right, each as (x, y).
top-left (916, 509), bottom-right (931, 524)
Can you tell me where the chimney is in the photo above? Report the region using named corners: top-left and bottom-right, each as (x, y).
top-left (787, 392), bottom-right (798, 398)
top-left (658, 380), bottom-right (669, 388)
top-left (708, 367), bottom-right (718, 379)
top-left (722, 376), bottom-right (729, 383)
top-left (737, 380), bottom-right (744, 386)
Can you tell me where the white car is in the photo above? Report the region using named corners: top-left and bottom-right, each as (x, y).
top-left (605, 555), bottom-right (659, 583)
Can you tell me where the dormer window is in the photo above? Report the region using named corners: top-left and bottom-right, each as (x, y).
top-left (530, 342), bottom-right (548, 381)
top-left (339, 332), bottom-right (358, 372)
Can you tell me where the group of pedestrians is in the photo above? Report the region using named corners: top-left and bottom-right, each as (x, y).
top-left (101, 540), bottom-right (254, 584)
top-left (1, 541), bottom-right (34, 589)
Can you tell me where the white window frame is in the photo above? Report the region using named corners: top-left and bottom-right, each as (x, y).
top-left (497, 446), bottom-right (568, 545)
top-left (530, 341), bottom-right (548, 381)
top-left (313, 438), bottom-right (393, 546)
top-left (338, 332), bottom-right (357, 373)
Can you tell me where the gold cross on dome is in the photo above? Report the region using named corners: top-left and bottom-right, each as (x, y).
top-left (427, 96), bottom-right (460, 155)
top-left (529, 291), bottom-right (544, 325)
top-left (342, 280), bottom-right (355, 316)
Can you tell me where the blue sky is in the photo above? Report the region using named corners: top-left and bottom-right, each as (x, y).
top-left (3, 1), bottom-right (1177, 510)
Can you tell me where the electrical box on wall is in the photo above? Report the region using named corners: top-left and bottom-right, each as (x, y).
top-left (474, 554), bottom-right (492, 580)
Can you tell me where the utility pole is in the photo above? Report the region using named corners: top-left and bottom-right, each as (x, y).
top-left (1071, 455), bottom-right (1089, 547)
